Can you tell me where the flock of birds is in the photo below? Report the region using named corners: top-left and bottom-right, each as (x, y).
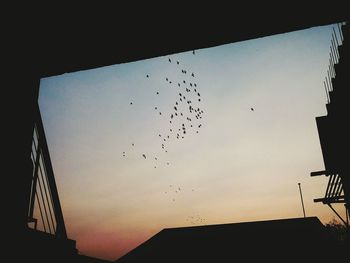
top-left (121, 49), bottom-right (255, 226)
top-left (164, 184), bottom-right (195, 202)
top-left (120, 50), bottom-right (208, 225)
top-left (122, 50), bottom-right (205, 170)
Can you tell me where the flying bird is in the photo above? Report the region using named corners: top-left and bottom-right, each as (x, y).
top-left (168, 58), bottom-right (171, 62)
top-left (146, 74), bottom-right (149, 78)
top-left (251, 107), bottom-right (254, 111)
top-left (142, 154), bottom-right (146, 159)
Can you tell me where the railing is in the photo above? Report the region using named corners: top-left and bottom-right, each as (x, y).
top-left (27, 103), bottom-right (67, 238)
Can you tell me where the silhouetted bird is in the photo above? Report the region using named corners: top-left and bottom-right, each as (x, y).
top-left (159, 112), bottom-right (162, 115)
top-left (177, 61), bottom-right (179, 64)
top-left (193, 50), bottom-right (195, 54)
top-left (142, 154), bottom-right (146, 159)
top-left (169, 58), bottom-right (171, 62)
top-left (167, 162), bottom-right (170, 165)
top-left (194, 83), bottom-right (197, 87)
top-left (191, 73), bottom-right (194, 77)
top-left (198, 99), bottom-right (201, 102)
top-left (178, 83), bottom-right (180, 87)
top-left (183, 80), bottom-right (186, 84)
top-left (132, 143), bottom-right (134, 146)
top-left (166, 77), bottom-right (168, 81)
top-left (146, 75), bottom-right (149, 78)
top-left (130, 102), bottom-right (133, 105)
top-left (251, 108), bottom-right (254, 111)
top-left (156, 92), bottom-right (159, 95)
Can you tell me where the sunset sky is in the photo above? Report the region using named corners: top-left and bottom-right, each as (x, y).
top-left (38, 23), bottom-right (346, 260)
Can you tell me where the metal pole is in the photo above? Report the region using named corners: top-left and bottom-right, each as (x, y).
top-left (298, 183), bottom-right (306, 218)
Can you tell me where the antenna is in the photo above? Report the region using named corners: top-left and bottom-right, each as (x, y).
top-left (298, 183), bottom-right (306, 218)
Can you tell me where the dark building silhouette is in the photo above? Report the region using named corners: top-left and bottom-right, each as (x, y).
top-left (8, 8), bottom-right (348, 263)
top-left (311, 22), bottom-right (350, 226)
top-left (116, 217), bottom-right (344, 262)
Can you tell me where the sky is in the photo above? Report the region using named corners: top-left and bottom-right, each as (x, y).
top-left (38, 23), bottom-right (346, 260)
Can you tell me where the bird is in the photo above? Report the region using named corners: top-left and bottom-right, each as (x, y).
top-left (130, 102), bottom-right (133, 105)
top-left (191, 73), bottom-right (194, 77)
top-left (168, 58), bottom-right (171, 62)
top-left (156, 92), bottom-right (159, 95)
top-left (155, 107), bottom-right (158, 110)
top-left (193, 50), bottom-right (195, 54)
top-left (177, 61), bottom-right (179, 64)
top-left (142, 154), bottom-right (146, 159)
top-left (251, 107), bottom-right (254, 111)
top-left (146, 74), bottom-right (149, 78)
top-left (166, 77), bottom-right (168, 81)
top-left (132, 143), bottom-right (134, 146)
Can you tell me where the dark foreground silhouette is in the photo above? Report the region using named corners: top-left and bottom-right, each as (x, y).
top-left (116, 217), bottom-right (346, 263)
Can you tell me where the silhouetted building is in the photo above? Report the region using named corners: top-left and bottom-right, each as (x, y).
top-left (116, 217), bottom-right (343, 262)
top-left (311, 22), bottom-right (350, 227)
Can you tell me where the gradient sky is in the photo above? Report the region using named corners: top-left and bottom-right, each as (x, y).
top-left (38, 23), bottom-right (346, 260)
